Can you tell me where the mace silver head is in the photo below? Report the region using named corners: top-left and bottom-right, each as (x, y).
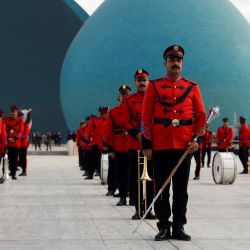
top-left (207, 106), bottom-right (220, 125)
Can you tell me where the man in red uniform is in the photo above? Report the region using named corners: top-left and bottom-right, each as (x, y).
top-left (141, 45), bottom-right (206, 241)
top-left (78, 116), bottom-right (92, 177)
top-left (121, 69), bottom-right (155, 220)
top-left (76, 121), bottom-right (85, 170)
top-left (201, 125), bottom-right (213, 168)
top-left (5, 105), bottom-right (24, 179)
top-left (238, 116), bottom-right (250, 174)
top-left (18, 109), bottom-right (32, 176)
top-left (216, 118), bottom-right (233, 152)
top-left (106, 84), bottom-right (132, 205)
top-left (0, 110), bottom-right (7, 179)
top-left (85, 107), bottom-right (108, 179)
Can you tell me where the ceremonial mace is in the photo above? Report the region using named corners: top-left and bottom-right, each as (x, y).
top-left (133, 106), bottom-right (220, 233)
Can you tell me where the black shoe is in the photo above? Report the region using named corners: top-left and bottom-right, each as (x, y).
top-left (94, 171), bottom-right (100, 176)
top-left (145, 211), bottom-right (157, 220)
top-left (129, 199), bottom-right (134, 206)
top-left (106, 191), bottom-right (114, 196)
top-left (193, 176), bottom-right (200, 180)
top-left (19, 172), bottom-right (27, 176)
top-left (113, 193), bottom-right (120, 198)
top-left (132, 212), bottom-right (141, 220)
top-left (207, 165), bottom-right (211, 168)
top-left (116, 198), bottom-right (126, 206)
top-left (239, 170), bottom-right (248, 174)
top-left (0, 177), bottom-right (5, 184)
top-left (84, 176), bottom-right (93, 180)
top-left (82, 172), bottom-right (89, 176)
top-left (172, 226), bottom-right (191, 241)
top-left (12, 176), bottom-right (17, 180)
top-left (155, 226), bottom-right (171, 241)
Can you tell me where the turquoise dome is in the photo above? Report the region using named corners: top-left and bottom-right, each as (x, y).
top-left (60, 0), bottom-right (250, 130)
top-left (0, 0), bottom-right (88, 136)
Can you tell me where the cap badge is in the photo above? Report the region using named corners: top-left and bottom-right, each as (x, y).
top-left (174, 45), bottom-right (179, 51)
top-left (138, 69), bottom-right (143, 73)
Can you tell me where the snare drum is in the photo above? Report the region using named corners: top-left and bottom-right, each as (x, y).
top-left (100, 154), bottom-right (109, 185)
top-left (212, 152), bottom-right (237, 184)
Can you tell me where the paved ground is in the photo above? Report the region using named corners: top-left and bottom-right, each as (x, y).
top-left (0, 150), bottom-right (250, 250)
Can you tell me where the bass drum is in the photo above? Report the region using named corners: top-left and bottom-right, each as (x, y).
top-left (100, 154), bottom-right (109, 185)
top-left (212, 152), bottom-right (237, 184)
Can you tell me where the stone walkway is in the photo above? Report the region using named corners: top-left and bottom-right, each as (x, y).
top-left (0, 152), bottom-right (250, 249)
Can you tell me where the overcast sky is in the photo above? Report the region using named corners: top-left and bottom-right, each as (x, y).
top-left (75, 0), bottom-right (250, 23)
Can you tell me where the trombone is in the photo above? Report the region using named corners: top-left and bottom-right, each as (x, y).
top-left (137, 150), bottom-right (152, 216)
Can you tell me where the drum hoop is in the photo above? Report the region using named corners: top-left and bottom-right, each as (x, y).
top-left (212, 152), bottom-right (237, 184)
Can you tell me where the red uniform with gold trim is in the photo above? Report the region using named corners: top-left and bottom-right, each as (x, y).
top-left (20, 122), bottom-right (30, 148)
top-left (85, 115), bottom-right (106, 150)
top-left (77, 125), bottom-right (91, 150)
top-left (120, 92), bottom-right (143, 150)
top-left (202, 129), bottom-right (213, 149)
top-left (106, 105), bottom-right (128, 152)
top-left (216, 126), bottom-right (233, 150)
top-left (141, 77), bottom-right (206, 150)
top-left (239, 123), bottom-right (250, 147)
top-left (5, 116), bottom-right (24, 148)
top-left (0, 119), bottom-right (7, 154)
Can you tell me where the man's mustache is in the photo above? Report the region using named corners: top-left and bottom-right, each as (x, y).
top-left (139, 84), bottom-right (146, 88)
top-left (172, 65), bottom-right (180, 69)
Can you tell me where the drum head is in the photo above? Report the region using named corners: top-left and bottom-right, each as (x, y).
top-left (212, 152), bottom-right (223, 184)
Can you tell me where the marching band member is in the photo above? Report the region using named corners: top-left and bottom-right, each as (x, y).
top-left (76, 121), bottom-right (86, 170)
top-left (121, 69), bottom-right (155, 220)
top-left (238, 116), bottom-right (250, 174)
top-left (85, 107), bottom-right (108, 179)
top-left (106, 85), bottom-right (132, 204)
top-left (5, 105), bottom-right (24, 179)
top-left (141, 45), bottom-right (206, 241)
top-left (216, 117), bottom-right (233, 152)
top-left (201, 125), bottom-right (213, 168)
top-left (18, 109), bottom-right (32, 176)
top-left (0, 110), bottom-right (7, 178)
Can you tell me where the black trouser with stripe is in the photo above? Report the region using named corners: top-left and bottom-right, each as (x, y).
top-left (128, 150), bottom-right (154, 214)
top-left (19, 147), bottom-right (28, 173)
top-left (88, 145), bottom-right (101, 177)
top-left (7, 147), bottom-right (19, 178)
top-left (78, 147), bottom-right (85, 169)
top-left (239, 146), bottom-right (249, 172)
top-left (202, 148), bottom-right (212, 167)
top-left (107, 155), bottom-right (117, 192)
top-left (153, 149), bottom-right (192, 229)
top-left (193, 148), bottom-right (202, 177)
top-left (115, 152), bottom-right (129, 199)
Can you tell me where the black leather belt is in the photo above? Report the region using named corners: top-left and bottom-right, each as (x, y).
top-left (153, 118), bottom-right (193, 127)
top-left (114, 131), bottom-right (127, 135)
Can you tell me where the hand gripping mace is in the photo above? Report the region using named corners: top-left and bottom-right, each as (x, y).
top-left (132, 106), bottom-right (220, 234)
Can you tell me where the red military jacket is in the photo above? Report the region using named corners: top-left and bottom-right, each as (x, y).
top-left (20, 122), bottom-right (30, 148)
top-left (76, 125), bottom-right (91, 150)
top-left (202, 129), bottom-right (213, 149)
top-left (141, 77), bottom-right (206, 150)
top-left (5, 116), bottom-right (24, 148)
top-left (120, 92), bottom-right (143, 150)
top-left (239, 123), bottom-right (250, 147)
top-left (216, 126), bottom-right (233, 150)
top-left (0, 119), bottom-right (7, 153)
top-left (85, 115), bottom-right (106, 150)
top-left (106, 105), bottom-right (128, 152)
